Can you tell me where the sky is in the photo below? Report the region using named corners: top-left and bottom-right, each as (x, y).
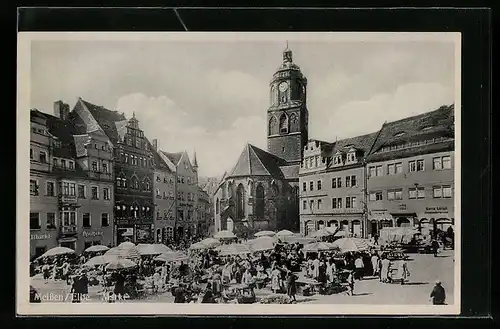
top-left (29, 34), bottom-right (456, 178)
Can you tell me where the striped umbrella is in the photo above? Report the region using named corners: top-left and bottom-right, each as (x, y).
top-left (216, 243), bottom-right (252, 256)
top-left (84, 245), bottom-right (110, 253)
top-left (254, 230), bottom-right (276, 237)
top-left (247, 236), bottom-right (275, 252)
top-left (331, 238), bottom-right (370, 252)
top-left (38, 246), bottom-right (74, 259)
top-left (104, 242), bottom-right (140, 260)
top-left (136, 243), bottom-right (173, 256)
top-left (155, 251), bottom-right (189, 263)
top-left (303, 242), bottom-right (340, 252)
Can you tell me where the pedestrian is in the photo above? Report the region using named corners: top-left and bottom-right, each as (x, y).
top-left (397, 259), bottom-right (410, 285)
top-left (354, 254), bottom-right (365, 280)
top-left (380, 254), bottom-right (391, 283)
top-left (152, 269), bottom-right (161, 293)
top-left (371, 252), bottom-right (380, 277)
top-left (42, 263), bottom-right (50, 283)
top-left (431, 239), bottom-right (440, 257)
top-left (430, 280), bottom-right (446, 305)
top-left (271, 266), bottom-right (281, 293)
top-left (347, 269), bottom-right (355, 296)
top-left (286, 270), bottom-right (297, 302)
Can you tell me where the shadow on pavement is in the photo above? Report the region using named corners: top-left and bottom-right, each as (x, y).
top-left (352, 292), bottom-right (372, 296)
top-left (404, 282), bottom-right (428, 285)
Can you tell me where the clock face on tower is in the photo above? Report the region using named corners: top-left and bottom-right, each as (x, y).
top-left (278, 82), bottom-right (289, 92)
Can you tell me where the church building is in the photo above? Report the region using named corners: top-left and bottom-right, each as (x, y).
top-left (213, 45), bottom-right (308, 236)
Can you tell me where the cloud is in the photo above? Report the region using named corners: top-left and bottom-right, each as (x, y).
top-left (115, 93), bottom-right (267, 177)
top-left (314, 82), bottom-right (454, 140)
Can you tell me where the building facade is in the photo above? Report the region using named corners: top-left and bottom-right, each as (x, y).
top-left (196, 187), bottom-right (212, 238)
top-left (77, 99), bottom-right (155, 244)
top-left (365, 105), bottom-right (455, 238)
top-left (151, 139), bottom-right (177, 244)
top-left (161, 151), bottom-right (199, 240)
top-left (214, 45), bottom-right (305, 236)
top-left (30, 102), bottom-right (115, 259)
top-left (299, 133), bottom-right (378, 238)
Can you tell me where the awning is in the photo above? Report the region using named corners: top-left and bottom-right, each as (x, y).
top-left (58, 237), bottom-right (77, 243)
top-left (390, 212), bottom-right (417, 217)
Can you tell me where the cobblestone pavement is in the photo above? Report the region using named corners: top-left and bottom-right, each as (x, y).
top-left (30, 249), bottom-right (455, 305)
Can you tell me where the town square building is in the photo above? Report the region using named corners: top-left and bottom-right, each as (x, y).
top-left (365, 105), bottom-right (455, 237)
top-left (299, 133), bottom-right (378, 238)
top-left (76, 99), bottom-right (156, 244)
top-left (214, 45), bottom-right (305, 235)
top-left (29, 102), bottom-right (114, 259)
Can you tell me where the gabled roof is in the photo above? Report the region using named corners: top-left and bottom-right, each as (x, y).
top-left (331, 132), bottom-right (380, 156)
top-left (280, 164), bottom-right (300, 180)
top-left (367, 104), bottom-right (454, 161)
top-left (78, 98), bottom-right (126, 144)
top-left (43, 112), bottom-right (78, 158)
top-left (161, 151), bottom-right (183, 166)
top-left (227, 144), bottom-right (287, 178)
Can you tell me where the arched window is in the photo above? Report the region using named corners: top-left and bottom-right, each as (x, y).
top-left (269, 116), bottom-right (278, 135)
top-left (215, 198), bottom-right (220, 214)
top-left (131, 176), bottom-right (139, 189)
top-left (290, 113), bottom-right (299, 132)
top-left (248, 180), bottom-right (254, 197)
top-left (143, 177), bottom-right (151, 191)
top-left (279, 114), bottom-right (288, 134)
top-left (236, 184), bottom-right (246, 219)
top-left (255, 184), bottom-right (265, 218)
top-left (271, 182), bottom-right (279, 197)
top-left (270, 85), bottom-right (276, 105)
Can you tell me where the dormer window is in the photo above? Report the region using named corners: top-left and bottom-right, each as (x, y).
top-left (420, 126), bottom-right (434, 131)
top-left (394, 132), bottom-right (406, 137)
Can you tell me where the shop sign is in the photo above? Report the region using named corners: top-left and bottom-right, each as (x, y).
top-left (425, 206), bottom-right (449, 214)
top-left (83, 231), bottom-right (103, 238)
top-left (31, 233), bottom-right (51, 240)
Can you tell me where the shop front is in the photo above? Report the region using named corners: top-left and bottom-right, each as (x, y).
top-left (301, 215), bottom-right (364, 237)
top-left (81, 229), bottom-right (112, 251)
top-left (418, 205), bottom-right (454, 237)
top-left (30, 232), bottom-right (58, 260)
top-left (136, 224), bottom-right (154, 243)
top-left (116, 225), bottom-right (135, 244)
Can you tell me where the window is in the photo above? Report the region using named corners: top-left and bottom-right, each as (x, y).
top-left (369, 191), bottom-right (383, 201)
top-left (125, 154), bottom-right (129, 164)
top-left (70, 183), bottom-right (75, 196)
top-left (442, 156), bottom-right (451, 169)
top-left (39, 151), bottom-right (47, 163)
top-left (103, 188), bottom-right (110, 200)
top-left (387, 189), bottom-right (403, 201)
top-left (433, 157), bottom-right (443, 170)
top-left (46, 213), bottom-right (56, 229)
top-left (369, 166), bottom-right (383, 177)
top-left (317, 199), bottom-right (322, 209)
top-left (346, 197), bottom-right (351, 209)
top-left (91, 186), bottom-right (99, 199)
top-left (144, 180), bottom-right (151, 191)
top-left (417, 159), bottom-right (424, 171)
top-left (309, 200), bottom-right (314, 210)
top-left (78, 185), bottom-right (86, 198)
top-left (30, 212), bottom-right (40, 230)
top-left (53, 158), bottom-right (58, 167)
top-left (369, 166), bottom-right (376, 177)
top-left (92, 161), bottom-right (98, 172)
top-left (156, 188), bottom-right (161, 197)
top-left (135, 139), bottom-right (141, 148)
top-left (338, 198), bottom-right (342, 208)
top-left (181, 177), bottom-right (185, 184)
top-left (337, 177), bottom-right (342, 188)
top-left (30, 180), bottom-right (39, 196)
top-left (332, 198), bottom-right (337, 209)
top-left (345, 176), bottom-right (351, 187)
top-left (351, 175), bottom-right (357, 187)
top-left (443, 186), bottom-right (452, 198)
top-left (409, 187), bottom-right (426, 199)
top-left (46, 182), bottom-right (55, 196)
top-left (376, 166), bottom-right (383, 176)
top-left (101, 213), bottom-right (110, 227)
top-left (331, 178), bottom-right (337, 188)
top-left (303, 200), bottom-right (307, 210)
top-left (332, 197), bottom-right (342, 209)
top-left (61, 159), bottom-right (66, 168)
top-left (351, 197), bottom-right (357, 208)
top-left (302, 182), bottom-right (306, 192)
top-left (433, 187), bottom-right (442, 198)
top-left (30, 149), bottom-right (33, 159)
top-left (395, 162), bottom-right (403, 174)
top-left (309, 181), bottom-right (313, 191)
top-left (317, 180), bottom-right (322, 190)
top-left (131, 177), bottom-right (139, 189)
top-left (69, 161), bottom-right (74, 170)
top-left (82, 213), bottom-right (91, 228)
top-left (102, 163), bottom-right (108, 173)
top-left (388, 163), bottom-right (395, 175)
top-left (255, 184), bottom-right (265, 218)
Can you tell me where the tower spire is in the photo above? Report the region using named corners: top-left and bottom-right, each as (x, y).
top-left (193, 149), bottom-right (198, 168)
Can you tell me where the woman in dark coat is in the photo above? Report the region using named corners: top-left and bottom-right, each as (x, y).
top-left (286, 271), bottom-right (297, 302)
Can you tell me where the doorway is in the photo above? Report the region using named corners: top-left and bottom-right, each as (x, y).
top-left (370, 220), bottom-right (378, 236)
top-left (397, 217), bottom-right (411, 227)
top-left (60, 241), bottom-right (76, 250)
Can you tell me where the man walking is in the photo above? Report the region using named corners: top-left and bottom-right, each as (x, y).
top-left (430, 280), bottom-right (446, 305)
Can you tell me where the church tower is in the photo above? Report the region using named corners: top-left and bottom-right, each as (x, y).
top-left (267, 43), bottom-right (309, 165)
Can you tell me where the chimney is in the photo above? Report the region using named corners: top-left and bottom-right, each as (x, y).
top-left (54, 100), bottom-right (70, 121)
top-left (152, 139), bottom-right (158, 151)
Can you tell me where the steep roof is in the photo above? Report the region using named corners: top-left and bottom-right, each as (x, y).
top-left (161, 151), bottom-right (183, 166)
top-left (328, 132), bottom-right (380, 161)
top-left (367, 104), bottom-right (454, 161)
top-left (43, 112), bottom-right (78, 158)
top-left (227, 144), bottom-right (287, 178)
top-left (280, 164), bottom-right (300, 180)
top-left (78, 98), bottom-right (126, 144)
